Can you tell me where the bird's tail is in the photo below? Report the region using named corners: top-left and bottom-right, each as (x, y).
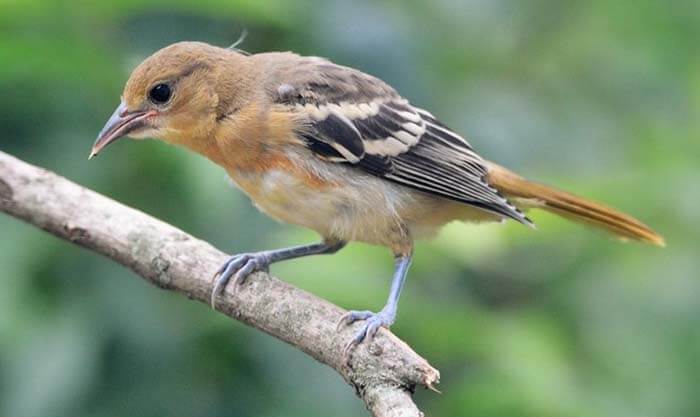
top-left (485, 162), bottom-right (665, 246)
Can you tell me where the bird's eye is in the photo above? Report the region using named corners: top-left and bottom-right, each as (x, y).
top-left (148, 83), bottom-right (172, 104)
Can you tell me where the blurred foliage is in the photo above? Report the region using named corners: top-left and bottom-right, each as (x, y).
top-left (1, 1), bottom-right (699, 416)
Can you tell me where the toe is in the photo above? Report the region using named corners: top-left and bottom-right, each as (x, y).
top-left (343, 326), bottom-right (369, 355)
top-left (214, 254), bottom-right (248, 281)
top-left (364, 319), bottom-right (383, 342)
top-left (337, 310), bottom-right (374, 330)
top-left (210, 253), bottom-right (272, 309)
top-left (341, 311), bottom-right (394, 355)
top-left (230, 258), bottom-right (259, 289)
top-left (210, 254), bottom-right (250, 309)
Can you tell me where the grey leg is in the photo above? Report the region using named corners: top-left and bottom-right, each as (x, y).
top-left (211, 239), bottom-right (346, 308)
top-left (339, 254), bottom-right (412, 352)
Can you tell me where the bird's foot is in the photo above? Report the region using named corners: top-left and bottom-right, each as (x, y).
top-left (338, 308), bottom-right (395, 354)
top-left (210, 252), bottom-right (271, 308)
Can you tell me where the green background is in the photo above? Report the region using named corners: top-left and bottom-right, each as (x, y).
top-left (1, 1), bottom-right (698, 416)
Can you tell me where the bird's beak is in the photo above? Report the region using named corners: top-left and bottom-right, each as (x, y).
top-left (90, 101), bottom-right (154, 159)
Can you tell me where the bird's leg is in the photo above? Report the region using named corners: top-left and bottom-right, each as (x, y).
top-left (211, 239), bottom-right (346, 308)
top-left (339, 253), bottom-right (412, 352)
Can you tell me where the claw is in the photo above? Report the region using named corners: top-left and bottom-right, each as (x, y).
top-left (210, 252), bottom-right (270, 309)
top-left (210, 278), bottom-right (227, 309)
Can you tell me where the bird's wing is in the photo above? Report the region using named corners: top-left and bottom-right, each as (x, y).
top-left (270, 57), bottom-right (531, 224)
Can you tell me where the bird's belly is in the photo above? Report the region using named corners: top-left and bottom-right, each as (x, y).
top-left (235, 170), bottom-right (337, 228)
top-left (227, 168), bottom-right (410, 245)
top-left (228, 166), bottom-right (503, 247)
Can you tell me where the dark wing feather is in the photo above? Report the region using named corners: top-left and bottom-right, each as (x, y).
top-left (270, 56), bottom-right (531, 225)
top-left (303, 112), bottom-right (365, 162)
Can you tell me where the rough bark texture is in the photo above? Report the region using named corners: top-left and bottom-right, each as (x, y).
top-left (0, 150), bottom-right (439, 417)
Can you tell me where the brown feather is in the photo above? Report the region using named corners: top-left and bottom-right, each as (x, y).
top-left (486, 162), bottom-right (665, 246)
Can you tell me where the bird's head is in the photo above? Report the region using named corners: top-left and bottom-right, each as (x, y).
top-left (90, 41), bottom-right (250, 159)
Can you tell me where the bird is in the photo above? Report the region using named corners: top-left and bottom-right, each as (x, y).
top-left (91, 41), bottom-right (664, 351)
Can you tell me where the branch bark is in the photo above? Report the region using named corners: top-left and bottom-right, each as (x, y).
top-left (0, 150), bottom-right (439, 417)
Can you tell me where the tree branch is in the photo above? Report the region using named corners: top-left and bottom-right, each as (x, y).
top-left (0, 150), bottom-right (439, 417)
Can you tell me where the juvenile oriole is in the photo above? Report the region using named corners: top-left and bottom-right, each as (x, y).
top-left (91, 42), bottom-right (664, 350)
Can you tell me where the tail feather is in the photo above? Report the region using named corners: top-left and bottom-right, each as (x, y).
top-left (486, 162), bottom-right (665, 247)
